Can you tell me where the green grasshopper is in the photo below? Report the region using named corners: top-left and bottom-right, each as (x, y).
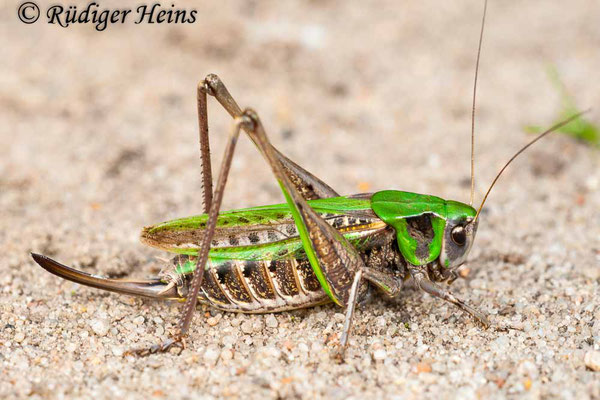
top-left (31, 1), bottom-right (585, 355)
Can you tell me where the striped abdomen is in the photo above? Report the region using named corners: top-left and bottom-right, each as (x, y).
top-left (165, 227), bottom-right (399, 313)
top-left (199, 258), bottom-right (329, 312)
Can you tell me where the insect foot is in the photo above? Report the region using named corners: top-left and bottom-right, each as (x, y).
top-left (328, 335), bottom-right (353, 364)
top-left (124, 335), bottom-right (186, 357)
top-left (492, 322), bottom-right (525, 333)
top-left (331, 347), bottom-right (348, 364)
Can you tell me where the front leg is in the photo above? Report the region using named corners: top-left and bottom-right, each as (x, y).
top-left (362, 267), bottom-right (404, 298)
top-left (411, 269), bottom-right (490, 328)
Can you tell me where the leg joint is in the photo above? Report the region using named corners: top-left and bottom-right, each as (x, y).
top-left (198, 79), bottom-right (214, 96)
top-left (241, 108), bottom-right (260, 128)
top-left (201, 73), bottom-right (223, 96)
top-left (232, 114), bottom-right (255, 133)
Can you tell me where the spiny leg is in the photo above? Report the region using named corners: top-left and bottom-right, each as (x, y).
top-left (167, 83), bottom-right (212, 317)
top-left (195, 74), bottom-right (328, 214)
top-left (197, 82), bottom-right (213, 214)
top-left (127, 116), bottom-right (252, 356)
top-left (201, 74), bottom-right (339, 200)
top-left (411, 269), bottom-right (490, 328)
top-left (177, 116), bottom-right (253, 338)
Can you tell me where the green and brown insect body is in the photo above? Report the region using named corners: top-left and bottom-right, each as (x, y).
top-left (32, 36), bottom-right (584, 352)
top-left (36, 189), bottom-right (480, 318)
top-left (141, 193), bottom-right (400, 313)
top-left (157, 190), bottom-right (478, 311)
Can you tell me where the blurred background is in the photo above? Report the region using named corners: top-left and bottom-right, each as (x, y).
top-left (1, 0), bottom-right (599, 398)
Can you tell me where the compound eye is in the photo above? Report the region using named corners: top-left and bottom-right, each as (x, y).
top-left (451, 225), bottom-right (467, 246)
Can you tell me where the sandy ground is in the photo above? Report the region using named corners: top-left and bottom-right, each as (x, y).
top-left (2, 0), bottom-right (600, 398)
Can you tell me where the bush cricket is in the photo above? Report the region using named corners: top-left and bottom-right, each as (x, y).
top-left (31, 1), bottom-right (587, 356)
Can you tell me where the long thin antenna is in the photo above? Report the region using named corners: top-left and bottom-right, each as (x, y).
top-left (469, 0), bottom-right (487, 206)
top-left (474, 110), bottom-right (590, 222)
top-left (470, 0), bottom-right (488, 206)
